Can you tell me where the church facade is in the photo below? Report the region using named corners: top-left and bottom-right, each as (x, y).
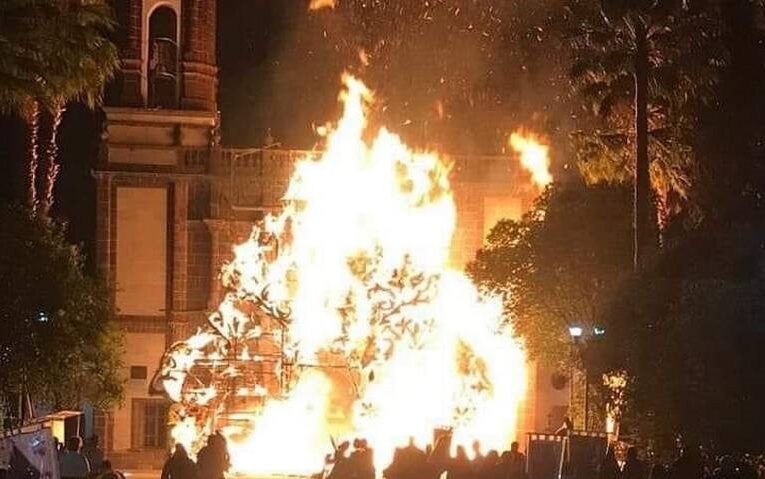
top-left (96, 0), bottom-right (566, 468)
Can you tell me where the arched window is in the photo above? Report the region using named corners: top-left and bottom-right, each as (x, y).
top-left (148, 6), bottom-right (178, 109)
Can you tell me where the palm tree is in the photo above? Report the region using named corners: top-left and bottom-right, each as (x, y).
top-left (1, 0), bottom-right (55, 211)
top-left (38, 1), bottom-right (119, 215)
top-left (565, 0), bottom-right (723, 269)
top-left (0, 0), bottom-right (118, 214)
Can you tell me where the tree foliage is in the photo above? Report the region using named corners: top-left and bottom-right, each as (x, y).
top-left (0, 204), bottom-right (123, 416)
top-left (467, 184), bottom-right (632, 365)
top-left (693, 0), bottom-right (765, 221)
top-left (0, 0), bottom-right (118, 214)
top-left (564, 0), bottom-right (725, 218)
top-left (0, 0), bottom-right (118, 113)
top-left (588, 220), bottom-right (765, 453)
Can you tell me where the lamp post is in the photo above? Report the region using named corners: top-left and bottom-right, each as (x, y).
top-left (568, 325), bottom-right (607, 431)
top-left (567, 326), bottom-right (583, 430)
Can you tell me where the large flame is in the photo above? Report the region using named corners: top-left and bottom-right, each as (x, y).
top-left (509, 129), bottom-right (552, 189)
top-left (160, 75), bottom-right (527, 476)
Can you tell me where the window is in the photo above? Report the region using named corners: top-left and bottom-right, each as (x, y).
top-left (144, 401), bottom-right (168, 448)
top-left (130, 366), bottom-right (148, 380)
top-left (92, 410), bottom-right (114, 452)
top-left (148, 7), bottom-right (178, 108)
top-left (131, 399), bottom-right (169, 450)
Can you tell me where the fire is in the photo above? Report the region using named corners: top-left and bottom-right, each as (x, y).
top-left (156, 75), bottom-right (527, 476)
top-left (509, 129), bottom-right (553, 189)
top-left (309, 0), bottom-right (337, 11)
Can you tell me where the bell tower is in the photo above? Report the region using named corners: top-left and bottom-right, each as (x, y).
top-left (95, 0), bottom-right (218, 467)
top-left (110, 0), bottom-right (217, 111)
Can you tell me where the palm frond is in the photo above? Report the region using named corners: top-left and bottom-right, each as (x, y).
top-left (0, 0), bottom-right (118, 113)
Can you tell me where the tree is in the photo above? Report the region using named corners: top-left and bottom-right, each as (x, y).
top-left (467, 183), bottom-right (632, 365)
top-left (587, 218), bottom-right (765, 454)
top-left (0, 0), bottom-right (118, 214)
top-left (564, 0), bottom-right (724, 268)
top-left (0, 204), bottom-right (123, 424)
top-left (694, 0), bottom-right (765, 222)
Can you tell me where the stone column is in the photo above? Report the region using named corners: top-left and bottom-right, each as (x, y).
top-left (119, 0), bottom-right (144, 106)
top-left (181, 0), bottom-right (218, 111)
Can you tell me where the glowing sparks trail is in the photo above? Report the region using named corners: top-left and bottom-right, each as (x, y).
top-left (509, 129), bottom-right (553, 189)
top-left (155, 75), bottom-right (527, 476)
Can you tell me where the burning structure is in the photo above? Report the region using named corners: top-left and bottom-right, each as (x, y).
top-left (95, 0), bottom-right (566, 470)
top-left (151, 75), bottom-right (527, 475)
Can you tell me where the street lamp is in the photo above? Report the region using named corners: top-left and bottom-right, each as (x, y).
top-left (568, 325), bottom-right (604, 431)
top-left (567, 325), bottom-right (580, 430)
top-left (568, 325), bottom-right (607, 432)
top-left (568, 326), bottom-right (583, 340)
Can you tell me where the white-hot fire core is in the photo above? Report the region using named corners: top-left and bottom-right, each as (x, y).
top-left (509, 129), bottom-right (552, 190)
top-left (162, 75), bottom-right (528, 476)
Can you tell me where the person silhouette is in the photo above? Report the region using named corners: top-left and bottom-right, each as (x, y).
top-left (448, 446), bottom-right (471, 479)
top-left (507, 442), bottom-right (526, 479)
top-left (197, 433), bottom-right (229, 479)
top-left (59, 437), bottom-right (90, 479)
top-left (161, 444), bottom-right (198, 479)
top-left (598, 445), bottom-right (619, 479)
top-left (622, 447), bottom-right (647, 479)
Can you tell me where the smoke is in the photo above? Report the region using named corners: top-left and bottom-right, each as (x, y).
top-left (219, 0), bottom-right (571, 158)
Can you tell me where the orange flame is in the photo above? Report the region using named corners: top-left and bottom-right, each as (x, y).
top-left (309, 0), bottom-right (337, 10)
top-left (358, 49), bottom-right (370, 66)
top-left (509, 129), bottom-right (552, 189)
top-left (162, 75), bottom-right (527, 476)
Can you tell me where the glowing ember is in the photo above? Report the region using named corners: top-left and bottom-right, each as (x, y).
top-left (509, 129), bottom-right (553, 189)
top-left (156, 74), bottom-right (527, 476)
top-left (309, 0), bottom-right (337, 11)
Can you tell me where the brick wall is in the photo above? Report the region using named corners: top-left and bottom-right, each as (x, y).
top-left (125, 0), bottom-right (142, 60)
top-left (182, 0), bottom-right (216, 65)
top-left (205, 220), bottom-right (253, 308)
top-left (171, 181), bottom-right (188, 312)
top-left (210, 150), bottom-right (297, 219)
top-left (452, 183), bottom-right (486, 268)
top-left (97, 152), bottom-right (536, 332)
top-left (207, 151), bottom-right (537, 270)
top-left (186, 221), bottom-right (211, 311)
top-left (108, 0), bottom-right (143, 107)
top-left (181, 0), bottom-right (217, 111)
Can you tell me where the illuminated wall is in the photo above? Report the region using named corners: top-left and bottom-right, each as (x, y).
top-left (115, 187), bottom-right (168, 316)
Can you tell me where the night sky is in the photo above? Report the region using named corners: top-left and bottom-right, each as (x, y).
top-left (217, 0), bottom-right (572, 152)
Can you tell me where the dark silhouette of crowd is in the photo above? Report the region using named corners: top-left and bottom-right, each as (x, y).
top-left (44, 432), bottom-right (230, 479)
top-left (161, 432), bottom-right (230, 479)
top-left (40, 430), bottom-right (765, 479)
top-left (595, 444), bottom-right (765, 479)
top-left (53, 434), bottom-right (124, 479)
top-left (318, 437), bottom-right (526, 479)
top-left (321, 436), bottom-right (765, 479)
top-left (323, 438), bottom-right (376, 479)
top-left (47, 430), bottom-right (229, 479)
